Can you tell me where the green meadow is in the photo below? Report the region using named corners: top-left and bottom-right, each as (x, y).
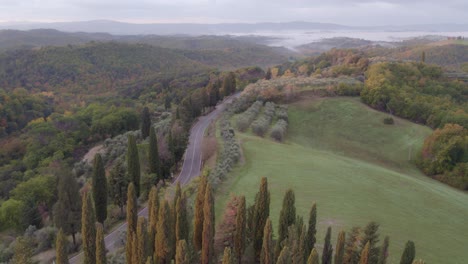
top-left (215, 97), bottom-right (468, 264)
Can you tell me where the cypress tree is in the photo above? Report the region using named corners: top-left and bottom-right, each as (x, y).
top-left (359, 242), bottom-right (370, 264)
top-left (253, 177), bottom-right (270, 259)
top-left (175, 193), bottom-right (189, 243)
top-left (146, 257), bottom-right (154, 264)
top-left (194, 175), bottom-right (208, 251)
top-left (148, 186), bottom-right (159, 254)
top-left (96, 223), bottom-right (107, 264)
top-left (108, 159), bottom-right (128, 216)
top-left (421, 51), bottom-right (426, 63)
top-left (304, 203), bottom-right (317, 261)
top-left (222, 247), bottom-right (235, 264)
top-left (53, 171), bottom-right (81, 246)
top-left (127, 134), bottom-right (141, 197)
top-left (361, 222), bottom-right (380, 264)
top-left (378, 236), bottom-right (389, 264)
top-left (55, 229), bottom-right (69, 264)
top-left (265, 68), bottom-right (272, 80)
top-left (132, 232), bottom-right (139, 264)
top-left (127, 183), bottom-right (138, 233)
top-left (175, 240), bottom-right (189, 264)
top-left (92, 153), bottom-right (108, 224)
top-left (286, 225), bottom-right (301, 264)
top-left (260, 218), bottom-right (273, 264)
top-left (234, 196), bottom-right (246, 263)
top-left (201, 183), bottom-right (215, 264)
top-left (276, 189), bottom-right (296, 257)
top-left (344, 227), bottom-right (361, 264)
top-left (126, 230), bottom-right (135, 264)
top-left (322, 226), bottom-right (333, 264)
top-left (276, 246), bottom-right (291, 264)
top-left (142, 107), bottom-right (151, 139)
top-left (174, 181), bottom-right (182, 209)
top-left (399, 241), bottom-right (415, 264)
top-left (307, 248), bottom-right (320, 264)
top-left (296, 224), bottom-right (307, 264)
top-left (334, 231), bottom-right (346, 264)
top-left (155, 200), bottom-right (171, 264)
top-left (137, 217), bottom-right (149, 264)
top-left (81, 192), bottom-right (96, 264)
top-left (148, 126), bottom-right (161, 180)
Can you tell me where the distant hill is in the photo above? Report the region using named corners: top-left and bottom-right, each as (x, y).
top-left (296, 37), bottom-right (377, 55)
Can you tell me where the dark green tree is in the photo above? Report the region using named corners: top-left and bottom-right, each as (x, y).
top-left (253, 177), bottom-right (270, 259)
top-left (55, 229), bottom-right (69, 264)
top-left (92, 154), bottom-right (107, 224)
top-left (322, 227), bottom-right (333, 264)
top-left (194, 175), bottom-right (208, 251)
top-left (96, 222), bottom-right (107, 264)
top-left (276, 189), bottom-right (296, 257)
top-left (400, 241), bottom-right (415, 264)
top-left (234, 196), bottom-right (246, 263)
top-left (344, 227), bottom-right (361, 264)
top-left (126, 183), bottom-right (138, 263)
top-left (175, 193), bottom-right (189, 243)
top-left (265, 68), bottom-right (272, 80)
top-left (108, 159), bottom-right (128, 216)
top-left (53, 172), bottom-right (81, 245)
top-left (305, 203), bottom-right (317, 261)
top-left (127, 134), bottom-right (141, 197)
top-left (334, 231), bottom-right (346, 264)
top-left (360, 222), bottom-right (380, 264)
top-left (260, 218), bottom-right (274, 264)
top-left (201, 183), bottom-right (215, 264)
top-left (421, 51), bottom-right (426, 63)
top-left (148, 126), bottom-right (161, 181)
top-left (378, 236), bottom-right (389, 264)
top-left (82, 192), bottom-right (96, 264)
top-left (141, 107), bottom-right (151, 139)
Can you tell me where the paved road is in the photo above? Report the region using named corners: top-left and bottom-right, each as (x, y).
top-left (69, 95), bottom-right (236, 263)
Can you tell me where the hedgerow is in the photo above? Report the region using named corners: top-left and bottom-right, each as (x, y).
top-left (251, 102), bottom-right (276, 136)
top-left (236, 101), bottom-right (263, 131)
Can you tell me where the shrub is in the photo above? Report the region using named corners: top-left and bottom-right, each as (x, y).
top-left (236, 101), bottom-right (263, 132)
top-left (270, 120), bottom-right (288, 142)
top-left (251, 102), bottom-right (276, 137)
top-left (383, 117), bottom-right (395, 125)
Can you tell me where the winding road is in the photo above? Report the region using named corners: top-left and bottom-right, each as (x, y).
top-left (69, 95), bottom-right (236, 263)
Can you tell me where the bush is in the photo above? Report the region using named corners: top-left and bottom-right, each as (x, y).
top-left (251, 102), bottom-right (276, 136)
top-left (236, 101), bottom-right (262, 131)
top-left (383, 117), bottom-right (395, 125)
top-left (270, 120), bottom-right (288, 142)
top-left (276, 105), bottom-right (289, 122)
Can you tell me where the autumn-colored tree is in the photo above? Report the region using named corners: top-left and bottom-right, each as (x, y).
top-left (400, 241), bottom-right (415, 264)
top-left (81, 192), bottom-right (96, 264)
top-left (141, 106), bottom-right (151, 139)
top-left (176, 240), bottom-right (189, 264)
top-left (304, 203), bottom-right (317, 261)
top-left (359, 242), bottom-right (370, 264)
top-left (307, 248), bottom-right (319, 264)
top-left (360, 222), bottom-right (380, 264)
top-left (12, 236), bottom-right (33, 264)
top-left (201, 183), bottom-right (215, 264)
top-left (260, 218), bottom-right (274, 264)
top-left (92, 153), bottom-right (107, 223)
top-left (334, 231), bottom-right (346, 264)
top-left (126, 183), bottom-right (138, 263)
top-left (136, 217), bottom-right (149, 264)
top-left (127, 134), bottom-right (141, 197)
top-left (147, 186), bottom-right (159, 254)
top-left (155, 200), bottom-right (171, 264)
top-left (176, 193), bottom-right (189, 243)
top-left (55, 229), bottom-right (69, 264)
top-left (276, 189), bottom-right (296, 257)
top-left (378, 236), bottom-right (389, 264)
top-left (253, 177), bottom-right (270, 259)
top-left (126, 230), bottom-right (135, 264)
top-left (222, 247), bottom-right (235, 264)
top-left (234, 195), bottom-right (246, 263)
top-left (322, 226), bottom-right (333, 264)
top-left (276, 246), bottom-right (291, 264)
top-left (96, 223), bottom-right (107, 264)
top-left (344, 226), bottom-right (361, 264)
top-left (412, 260), bottom-right (425, 264)
top-left (148, 126), bottom-right (161, 180)
top-left (194, 174), bottom-right (208, 251)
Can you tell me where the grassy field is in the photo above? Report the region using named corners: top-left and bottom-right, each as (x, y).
top-left (215, 97), bottom-right (468, 264)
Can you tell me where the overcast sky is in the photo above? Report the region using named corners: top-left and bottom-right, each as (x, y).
top-left (0, 0), bottom-right (467, 25)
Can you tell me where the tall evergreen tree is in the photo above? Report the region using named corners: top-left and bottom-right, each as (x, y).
top-left (360, 222), bottom-right (380, 264)
top-left (141, 107), bottom-right (151, 139)
top-left (234, 196), bottom-right (246, 263)
top-left (96, 223), bottom-right (107, 264)
top-left (175, 240), bottom-right (189, 264)
top-left (296, 224), bottom-right (307, 264)
top-left (304, 203), bottom-right (317, 261)
top-left (127, 134), bottom-right (141, 197)
top-left (276, 189), bottom-right (296, 257)
top-left (137, 217), bottom-right (149, 264)
top-left (260, 218), bottom-right (274, 264)
top-left (175, 193), bottom-right (189, 243)
top-left (322, 227), bottom-right (333, 264)
top-left (265, 68), bottom-right (272, 80)
top-left (148, 186), bottom-right (159, 255)
top-left (92, 154), bottom-right (107, 224)
top-left (253, 177), bottom-right (270, 259)
top-left (81, 192), bottom-right (96, 264)
top-left (344, 227), bottom-right (361, 264)
top-left (126, 183), bottom-right (138, 263)
top-left (334, 231), bottom-right (346, 264)
top-left (359, 242), bottom-right (370, 264)
top-left (55, 229), bottom-right (69, 264)
top-left (53, 172), bottom-right (81, 245)
top-left (421, 51), bottom-right (426, 63)
top-left (399, 241), bottom-right (415, 264)
top-left (148, 126), bottom-right (161, 180)
top-left (377, 236), bottom-right (389, 264)
top-left (222, 247), bottom-right (235, 264)
top-left (155, 200), bottom-right (171, 264)
top-left (201, 183), bottom-right (215, 264)
top-left (108, 159), bottom-right (128, 216)
top-left (126, 230), bottom-right (135, 264)
top-left (307, 248), bottom-right (320, 264)
top-left (276, 246), bottom-right (291, 264)
top-left (194, 175), bottom-right (208, 251)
